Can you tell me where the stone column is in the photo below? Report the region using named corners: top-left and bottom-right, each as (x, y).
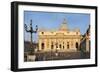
top-left (61, 39), bottom-right (63, 50)
top-left (78, 39), bottom-right (80, 51)
top-left (44, 39), bottom-right (47, 51)
top-left (64, 39), bottom-right (67, 50)
top-left (54, 39), bottom-right (56, 51)
top-left (86, 39), bottom-right (89, 52)
top-left (47, 39), bottom-right (49, 49)
top-left (73, 40), bottom-right (76, 49)
top-left (49, 39), bottom-right (51, 50)
top-left (66, 39), bottom-right (68, 50)
top-left (39, 39), bottom-right (42, 51)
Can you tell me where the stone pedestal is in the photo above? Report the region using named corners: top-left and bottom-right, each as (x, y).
top-left (27, 55), bottom-right (36, 61)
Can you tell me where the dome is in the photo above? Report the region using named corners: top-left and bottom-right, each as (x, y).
top-left (59, 18), bottom-right (68, 31)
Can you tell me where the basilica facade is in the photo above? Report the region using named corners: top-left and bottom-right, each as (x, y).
top-left (38, 19), bottom-right (82, 52)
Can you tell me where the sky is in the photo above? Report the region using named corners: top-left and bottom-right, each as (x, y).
top-left (24, 11), bottom-right (90, 42)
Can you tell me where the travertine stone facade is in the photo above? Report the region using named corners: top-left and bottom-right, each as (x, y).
top-left (38, 19), bottom-right (81, 52)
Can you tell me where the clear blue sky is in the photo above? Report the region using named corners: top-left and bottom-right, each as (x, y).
top-left (24, 11), bottom-right (90, 42)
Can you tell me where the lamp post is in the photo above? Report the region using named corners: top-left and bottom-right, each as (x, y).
top-left (24, 19), bottom-right (38, 55)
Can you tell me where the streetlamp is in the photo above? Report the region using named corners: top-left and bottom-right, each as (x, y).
top-left (24, 19), bottom-right (38, 55)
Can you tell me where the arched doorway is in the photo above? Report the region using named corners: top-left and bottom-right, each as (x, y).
top-left (41, 43), bottom-right (44, 50)
top-left (59, 44), bottom-right (61, 49)
top-left (76, 42), bottom-right (78, 50)
top-left (67, 42), bottom-right (69, 49)
top-left (51, 44), bottom-right (54, 49)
